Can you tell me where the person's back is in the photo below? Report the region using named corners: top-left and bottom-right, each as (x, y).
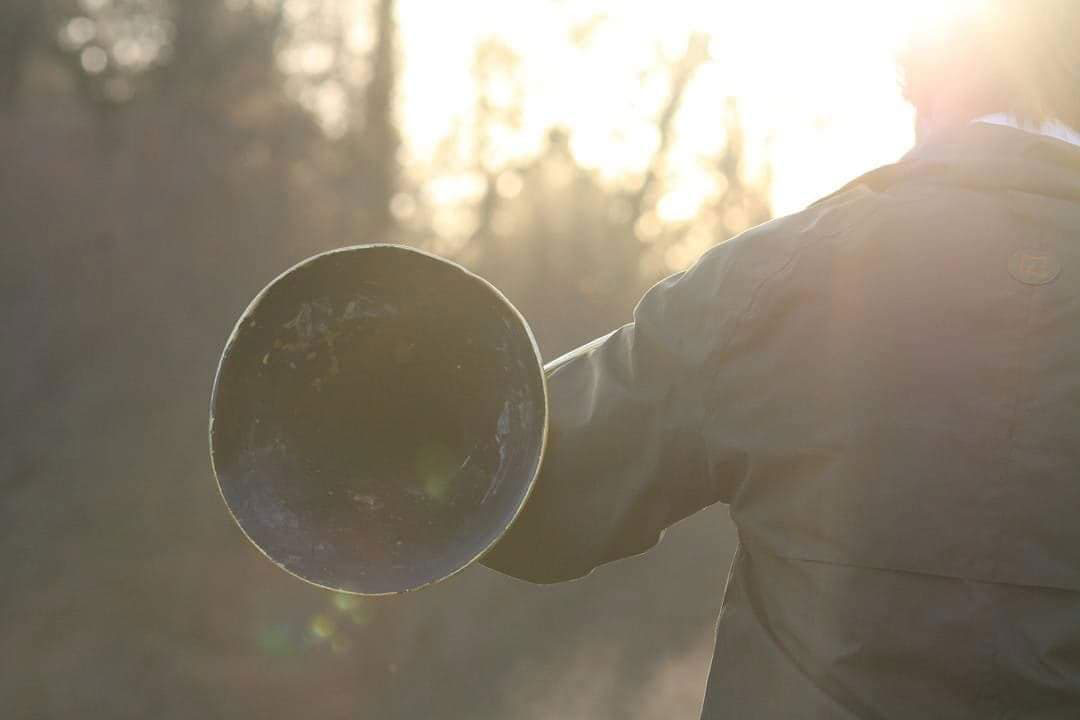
top-left (482, 3), bottom-right (1080, 716)
top-left (698, 121), bottom-right (1080, 718)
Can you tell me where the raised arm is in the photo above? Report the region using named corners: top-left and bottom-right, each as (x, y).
top-left (480, 240), bottom-right (747, 583)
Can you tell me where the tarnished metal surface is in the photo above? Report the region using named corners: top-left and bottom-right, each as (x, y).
top-left (210, 245), bottom-right (547, 595)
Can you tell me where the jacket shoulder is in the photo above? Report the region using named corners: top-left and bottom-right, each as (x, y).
top-left (692, 180), bottom-right (883, 294)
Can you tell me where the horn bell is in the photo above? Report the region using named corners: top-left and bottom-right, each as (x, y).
top-left (209, 244), bottom-right (547, 595)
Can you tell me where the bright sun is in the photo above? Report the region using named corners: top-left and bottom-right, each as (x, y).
top-left (391, 0), bottom-right (988, 220)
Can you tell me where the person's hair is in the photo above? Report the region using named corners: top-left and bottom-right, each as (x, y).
top-left (898, 1), bottom-right (1080, 129)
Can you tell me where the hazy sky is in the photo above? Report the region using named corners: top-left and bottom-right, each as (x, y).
top-left (393, 0), bottom-right (986, 217)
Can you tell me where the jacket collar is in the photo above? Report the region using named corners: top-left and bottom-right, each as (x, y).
top-left (972, 113), bottom-right (1080, 148)
top-left (897, 122), bottom-right (1080, 202)
top-left (818, 122), bottom-right (1080, 207)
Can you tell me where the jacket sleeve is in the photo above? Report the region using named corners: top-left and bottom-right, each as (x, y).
top-left (480, 240), bottom-right (747, 583)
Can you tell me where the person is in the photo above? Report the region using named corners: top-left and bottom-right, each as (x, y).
top-left (481, 3), bottom-right (1080, 717)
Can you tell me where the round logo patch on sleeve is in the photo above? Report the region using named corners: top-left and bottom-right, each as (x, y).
top-left (1009, 250), bottom-right (1061, 285)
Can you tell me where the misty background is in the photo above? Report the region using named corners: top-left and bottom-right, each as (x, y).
top-left (0, 0), bottom-right (890, 717)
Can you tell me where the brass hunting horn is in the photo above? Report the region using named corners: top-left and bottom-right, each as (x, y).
top-left (209, 245), bottom-right (548, 595)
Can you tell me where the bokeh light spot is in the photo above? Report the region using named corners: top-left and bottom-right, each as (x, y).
top-left (310, 613), bottom-right (336, 640)
top-left (80, 46), bottom-right (108, 74)
top-left (332, 592), bottom-right (359, 612)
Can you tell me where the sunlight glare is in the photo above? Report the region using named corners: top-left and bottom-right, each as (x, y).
top-left (393, 0), bottom-right (991, 216)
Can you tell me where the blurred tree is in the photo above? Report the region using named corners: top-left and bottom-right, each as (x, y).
top-left (443, 29), bottom-right (770, 355)
top-left (0, 0), bottom-right (46, 106)
top-left (1, 2), bottom-right (766, 718)
top-left (358, 0), bottom-right (400, 242)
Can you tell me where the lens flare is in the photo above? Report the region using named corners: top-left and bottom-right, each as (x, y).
top-left (310, 614), bottom-right (336, 640)
top-left (332, 592), bottom-right (359, 612)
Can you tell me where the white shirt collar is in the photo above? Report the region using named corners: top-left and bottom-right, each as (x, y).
top-left (974, 112), bottom-right (1080, 147)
